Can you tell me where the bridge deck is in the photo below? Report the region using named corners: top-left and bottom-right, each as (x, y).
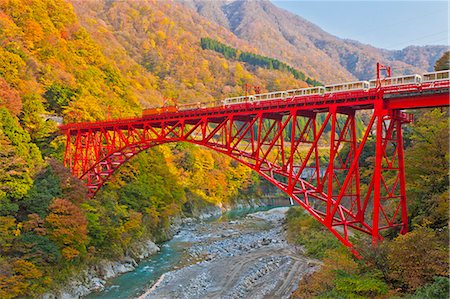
top-left (60, 82), bottom-right (449, 134)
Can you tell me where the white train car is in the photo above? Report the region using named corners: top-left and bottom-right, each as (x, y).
top-left (325, 81), bottom-right (370, 93)
top-left (369, 74), bottom-right (421, 88)
top-left (422, 70), bottom-right (450, 82)
top-left (253, 91), bottom-right (288, 102)
top-left (286, 86), bottom-right (326, 97)
top-left (223, 85), bottom-right (327, 106)
top-left (223, 95), bottom-right (255, 106)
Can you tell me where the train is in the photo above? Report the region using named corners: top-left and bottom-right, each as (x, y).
top-left (142, 70), bottom-right (449, 116)
top-left (142, 105), bottom-right (178, 117)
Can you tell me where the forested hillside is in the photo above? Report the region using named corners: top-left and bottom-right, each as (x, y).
top-left (0, 0), bottom-right (447, 297)
top-left (69, 0), bottom-right (311, 104)
top-left (185, 0), bottom-right (447, 81)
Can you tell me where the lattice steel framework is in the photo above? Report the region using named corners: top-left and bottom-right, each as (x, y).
top-left (61, 81), bottom-right (449, 252)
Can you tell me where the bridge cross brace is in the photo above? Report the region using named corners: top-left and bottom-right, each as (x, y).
top-left (63, 105), bottom-right (412, 254)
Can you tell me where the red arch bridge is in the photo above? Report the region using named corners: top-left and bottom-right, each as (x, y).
top-left (60, 75), bottom-right (449, 252)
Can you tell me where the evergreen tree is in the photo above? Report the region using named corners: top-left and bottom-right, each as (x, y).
top-left (200, 38), bottom-right (321, 86)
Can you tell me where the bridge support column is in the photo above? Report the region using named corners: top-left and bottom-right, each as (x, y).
top-left (371, 106), bottom-right (411, 244)
top-left (396, 115), bottom-right (409, 235)
top-left (372, 106), bottom-right (385, 244)
top-left (325, 108), bottom-right (337, 226)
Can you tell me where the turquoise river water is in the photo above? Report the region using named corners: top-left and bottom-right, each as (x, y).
top-left (85, 206), bottom-right (277, 299)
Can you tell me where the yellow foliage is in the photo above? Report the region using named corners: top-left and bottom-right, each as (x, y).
top-left (0, 48), bottom-right (26, 86)
top-left (156, 30), bottom-right (166, 40)
top-left (221, 60), bottom-right (229, 70)
top-left (0, 216), bottom-right (18, 251)
top-left (12, 260), bottom-right (43, 280)
top-left (0, 259), bottom-right (44, 298)
top-left (62, 247), bottom-right (80, 260)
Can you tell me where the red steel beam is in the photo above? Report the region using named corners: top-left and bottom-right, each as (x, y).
top-left (61, 85), bottom-right (447, 253)
top-left (384, 92), bottom-right (449, 109)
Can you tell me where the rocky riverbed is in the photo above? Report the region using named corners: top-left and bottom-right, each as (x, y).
top-left (140, 207), bottom-right (319, 299)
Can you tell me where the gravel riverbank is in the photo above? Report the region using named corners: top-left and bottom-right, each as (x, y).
top-left (141, 207), bottom-right (319, 299)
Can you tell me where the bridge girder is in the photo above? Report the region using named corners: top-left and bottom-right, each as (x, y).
top-left (63, 98), bottom-right (414, 253)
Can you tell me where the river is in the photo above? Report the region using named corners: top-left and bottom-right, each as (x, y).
top-left (86, 206), bottom-right (318, 299)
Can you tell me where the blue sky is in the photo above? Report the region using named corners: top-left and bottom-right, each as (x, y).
top-left (272, 1), bottom-right (449, 50)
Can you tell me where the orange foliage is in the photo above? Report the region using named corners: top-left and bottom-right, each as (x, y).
top-left (61, 246), bottom-right (81, 260)
top-left (0, 78), bottom-right (22, 116)
top-left (0, 259), bottom-right (43, 299)
top-left (23, 213), bottom-right (46, 236)
top-left (45, 198), bottom-right (87, 260)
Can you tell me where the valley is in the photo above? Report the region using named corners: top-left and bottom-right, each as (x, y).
top-left (0, 0), bottom-right (448, 298)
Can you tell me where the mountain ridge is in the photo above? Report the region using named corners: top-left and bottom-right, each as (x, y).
top-left (184, 0), bottom-right (447, 82)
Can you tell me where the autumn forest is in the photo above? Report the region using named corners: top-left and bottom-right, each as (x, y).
top-left (0, 0), bottom-right (448, 298)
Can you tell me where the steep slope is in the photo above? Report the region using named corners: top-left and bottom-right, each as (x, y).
top-left (0, 0), bottom-right (163, 123)
top-left (184, 0), bottom-right (447, 81)
top-left (69, 0), bottom-right (311, 106)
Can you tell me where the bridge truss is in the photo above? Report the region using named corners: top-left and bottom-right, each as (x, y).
top-left (61, 81), bottom-right (449, 252)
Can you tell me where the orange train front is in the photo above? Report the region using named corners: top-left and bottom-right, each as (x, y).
top-left (142, 105), bottom-right (178, 117)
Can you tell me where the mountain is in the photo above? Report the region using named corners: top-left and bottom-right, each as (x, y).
top-left (183, 0), bottom-right (447, 82)
top-left (0, 1), bottom-right (447, 297)
top-left (68, 0), bottom-right (310, 109)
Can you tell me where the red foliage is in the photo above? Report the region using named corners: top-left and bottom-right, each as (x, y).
top-left (49, 159), bottom-right (88, 203)
top-left (0, 78), bottom-right (21, 116)
top-left (23, 213), bottom-right (46, 236)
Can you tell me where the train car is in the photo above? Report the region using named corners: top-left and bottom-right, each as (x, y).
top-left (325, 81), bottom-right (370, 93)
top-left (286, 86), bottom-right (326, 97)
top-left (422, 70), bottom-right (450, 82)
top-left (369, 74), bottom-right (422, 88)
top-left (142, 106), bottom-right (178, 117)
top-left (253, 91), bottom-right (288, 102)
top-left (223, 95), bottom-right (255, 106)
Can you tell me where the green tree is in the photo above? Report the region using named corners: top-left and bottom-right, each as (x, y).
top-left (0, 131), bottom-right (31, 214)
top-left (405, 109), bottom-right (449, 228)
top-left (20, 166), bottom-right (61, 218)
top-left (0, 108), bottom-right (42, 170)
top-left (410, 276), bottom-right (450, 299)
top-left (13, 233), bottom-right (62, 266)
top-left (199, 37), bottom-right (320, 86)
top-left (43, 83), bottom-right (79, 114)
